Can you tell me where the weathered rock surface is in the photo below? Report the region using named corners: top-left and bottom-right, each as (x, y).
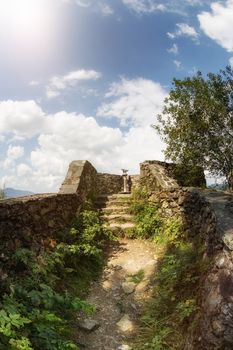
top-left (78, 319), bottom-right (100, 332)
top-left (122, 282), bottom-right (136, 294)
top-left (116, 314), bottom-right (134, 333)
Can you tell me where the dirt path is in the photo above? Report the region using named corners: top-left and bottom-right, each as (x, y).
top-left (77, 238), bottom-right (158, 350)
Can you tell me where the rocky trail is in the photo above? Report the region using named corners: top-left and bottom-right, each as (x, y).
top-left (77, 194), bottom-right (158, 350)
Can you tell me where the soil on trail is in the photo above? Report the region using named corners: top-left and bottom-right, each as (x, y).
top-left (77, 238), bottom-right (158, 350)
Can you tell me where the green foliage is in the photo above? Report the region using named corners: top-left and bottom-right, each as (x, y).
top-left (131, 191), bottom-right (210, 350)
top-left (0, 187), bottom-right (5, 200)
top-left (173, 163), bottom-right (206, 188)
top-left (0, 209), bottom-right (109, 350)
top-left (129, 188), bottom-right (163, 239)
top-left (128, 270), bottom-right (145, 284)
top-left (155, 66), bottom-right (233, 189)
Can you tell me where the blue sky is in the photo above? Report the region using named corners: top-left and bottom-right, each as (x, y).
top-left (0, 0), bottom-right (232, 192)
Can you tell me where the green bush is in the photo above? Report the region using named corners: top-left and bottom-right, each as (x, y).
top-left (129, 188), bottom-right (163, 239)
top-left (0, 188), bottom-right (5, 200)
top-left (130, 190), bottom-right (210, 350)
top-left (0, 209), bottom-right (110, 350)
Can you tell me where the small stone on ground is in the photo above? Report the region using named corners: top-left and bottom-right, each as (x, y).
top-left (122, 281), bottom-right (136, 294)
top-left (118, 345), bottom-right (132, 350)
top-left (116, 314), bottom-right (134, 333)
top-left (78, 319), bottom-right (100, 332)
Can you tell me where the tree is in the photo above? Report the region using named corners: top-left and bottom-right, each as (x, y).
top-left (0, 188), bottom-right (5, 199)
top-left (155, 66), bottom-right (233, 190)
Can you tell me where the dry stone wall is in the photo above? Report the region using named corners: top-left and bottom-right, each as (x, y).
top-left (0, 193), bottom-right (80, 253)
top-left (140, 160), bottom-right (206, 190)
top-left (149, 188), bottom-right (219, 255)
top-left (185, 191), bottom-right (233, 350)
top-left (0, 160), bottom-right (99, 256)
top-left (59, 160), bottom-right (98, 200)
top-left (130, 175), bottom-right (140, 191)
top-left (0, 160), bottom-right (130, 255)
top-left (142, 161), bottom-right (233, 349)
top-left (96, 173), bottom-right (123, 195)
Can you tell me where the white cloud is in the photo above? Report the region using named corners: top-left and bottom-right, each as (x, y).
top-left (3, 159), bottom-right (15, 171)
top-left (64, 0), bottom-right (213, 15)
top-left (75, 0), bottom-right (91, 7)
top-left (198, 0), bottom-right (233, 52)
top-left (121, 0), bottom-right (213, 15)
top-left (29, 80), bottom-right (40, 86)
top-left (122, 0), bottom-right (166, 14)
top-left (119, 126), bottom-right (164, 169)
top-left (0, 77), bottom-right (167, 192)
top-left (97, 78), bottom-right (167, 127)
top-left (167, 43), bottom-right (179, 55)
top-left (173, 60), bottom-right (182, 68)
top-left (46, 69), bottom-right (102, 98)
top-left (28, 109), bottom-right (165, 191)
top-left (167, 23), bottom-right (198, 41)
top-left (99, 3), bottom-right (114, 16)
top-left (66, 0), bottom-right (114, 15)
top-left (0, 135), bottom-right (5, 143)
top-left (0, 100), bottom-right (45, 138)
top-left (29, 112), bottom-right (124, 190)
top-left (17, 163), bottom-right (33, 177)
top-left (7, 145), bottom-right (24, 160)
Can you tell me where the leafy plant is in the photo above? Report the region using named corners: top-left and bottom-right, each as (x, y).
top-left (0, 187), bottom-right (5, 200)
top-left (130, 191), bottom-right (210, 350)
top-left (129, 188), bottom-right (163, 239)
top-left (0, 208), bottom-right (110, 349)
top-left (128, 270), bottom-right (145, 284)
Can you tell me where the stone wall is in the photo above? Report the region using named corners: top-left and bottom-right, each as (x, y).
top-left (149, 188), bottom-right (219, 255)
top-left (140, 160), bottom-right (206, 191)
top-left (96, 173), bottom-right (123, 195)
top-left (96, 173), bottom-right (140, 195)
top-left (144, 162), bottom-right (233, 349)
top-left (0, 193), bottom-right (80, 252)
top-left (139, 161), bottom-right (233, 349)
top-left (0, 160), bottom-right (207, 257)
top-left (185, 190), bottom-right (233, 350)
top-left (59, 160), bottom-right (98, 201)
top-left (0, 160), bottom-right (100, 255)
top-left (130, 175), bottom-right (140, 191)
top-left (0, 160), bottom-right (133, 256)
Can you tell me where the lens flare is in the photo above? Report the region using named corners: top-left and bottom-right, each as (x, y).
top-left (0, 0), bottom-right (61, 70)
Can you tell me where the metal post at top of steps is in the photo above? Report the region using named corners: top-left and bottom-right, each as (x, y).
top-left (121, 169), bottom-right (132, 194)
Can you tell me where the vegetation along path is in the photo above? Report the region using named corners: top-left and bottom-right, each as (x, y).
top-left (77, 194), bottom-right (158, 350)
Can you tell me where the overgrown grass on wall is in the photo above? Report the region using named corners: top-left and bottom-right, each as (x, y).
top-left (0, 188), bottom-right (5, 200)
top-left (130, 189), bottom-right (211, 350)
top-left (0, 204), bottom-right (110, 350)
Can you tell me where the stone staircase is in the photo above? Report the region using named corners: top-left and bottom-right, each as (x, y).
top-left (95, 193), bottom-right (135, 235)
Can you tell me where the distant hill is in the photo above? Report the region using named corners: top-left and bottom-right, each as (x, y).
top-left (4, 188), bottom-right (34, 198)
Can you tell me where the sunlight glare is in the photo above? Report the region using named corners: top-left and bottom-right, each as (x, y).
top-left (0, 0), bottom-right (61, 66)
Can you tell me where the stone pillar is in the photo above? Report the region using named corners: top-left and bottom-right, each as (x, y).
top-left (123, 174), bottom-right (128, 193)
top-left (122, 169), bottom-right (131, 193)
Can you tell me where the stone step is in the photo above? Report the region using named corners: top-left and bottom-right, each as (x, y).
top-left (101, 207), bottom-right (130, 215)
top-left (107, 222), bottom-right (135, 230)
top-left (101, 214), bottom-right (134, 223)
top-left (97, 193), bottom-right (132, 200)
top-left (95, 200), bottom-right (132, 208)
top-left (95, 194), bottom-right (132, 205)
